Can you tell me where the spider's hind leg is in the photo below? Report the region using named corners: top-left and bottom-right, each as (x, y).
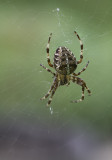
top-left (40, 76), bottom-right (58, 105)
top-left (71, 84), bottom-right (85, 103)
top-left (47, 82), bottom-right (58, 106)
top-left (40, 82), bottom-right (55, 100)
top-left (85, 85), bottom-right (91, 96)
top-left (71, 76), bottom-right (91, 103)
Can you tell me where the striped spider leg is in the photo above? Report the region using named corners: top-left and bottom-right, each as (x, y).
top-left (70, 76), bottom-right (91, 103)
top-left (73, 61), bottom-right (89, 76)
top-left (40, 74), bottom-right (58, 106)
top-left (40, 64), bottom-right (55, 76)
top-left (46, 33), bottom-right (53, 67)
top-left (47, 80), bottom-right (58, 106)
top-left (74, 31), bottom-right (83, 64)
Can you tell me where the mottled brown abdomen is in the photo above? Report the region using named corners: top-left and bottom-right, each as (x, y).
top-left (53, 47), bottom-right (77, 75)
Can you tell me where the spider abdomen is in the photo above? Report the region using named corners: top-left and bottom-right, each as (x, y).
top-left (54, 46), bottom-right (77, 75)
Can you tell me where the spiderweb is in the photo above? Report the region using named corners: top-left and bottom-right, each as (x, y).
top-left (0, 0), bottom-right (112, 160)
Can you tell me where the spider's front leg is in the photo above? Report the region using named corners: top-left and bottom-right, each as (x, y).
top-left (71, 76), bottom-right (91, 103)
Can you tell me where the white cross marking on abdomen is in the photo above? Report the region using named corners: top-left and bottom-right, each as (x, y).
top-left (65, 53), bottom-right (70, 74)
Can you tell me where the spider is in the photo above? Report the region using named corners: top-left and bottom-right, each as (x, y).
top-left (40, 31), bottom-right (91, 106)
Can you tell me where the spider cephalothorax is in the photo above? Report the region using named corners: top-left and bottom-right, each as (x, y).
top-left (40, 31), bottom-right (91, 106)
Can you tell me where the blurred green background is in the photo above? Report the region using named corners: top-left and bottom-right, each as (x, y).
top-left (0, 0), bottom-right (112, 159)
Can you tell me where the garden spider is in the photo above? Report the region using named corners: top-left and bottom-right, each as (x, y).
top-left (40, 31), bottom-right (91, 106)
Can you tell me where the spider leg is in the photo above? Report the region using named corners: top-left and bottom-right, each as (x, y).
top-left (47, 82), bottom-right (58, 106)
top-left (40, 85), bottom-right (54, 100)
top-left (40, 77), bottom-right (57, 100)
top-left (70, 76), bottom-right (91, 103)
top-left (40, 64), bottom-right (55, 76)
top-left (74, 31), bottom-right (83, 64)
top-left (85, 85), bottom-right (91, 96)
top-left (73, 61), bottom-right (89, 76)
top-left (46, 33), bottom-right (53, 67)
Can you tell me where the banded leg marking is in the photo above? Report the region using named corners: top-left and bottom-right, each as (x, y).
top-left (72, 86), bottom-right (85, 103)
top-left (47, 83), bottom-right (58, 106)
top-left (73, 61), bottom-right (89, 76)
top-left (71, 76), bottom-right (91, 103)
top-left (40, 84), bottom-right (54, 100)
top-left (74, 31), bottom-right (83, 64)
top-left (40, 64), bottom-right (55, 76)
top-left (46, 33), bottom-right (53, 67)
top-left (85, 85), bottom-right (91, 96)
top-left (40, 76), bottom-right (57, 100)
